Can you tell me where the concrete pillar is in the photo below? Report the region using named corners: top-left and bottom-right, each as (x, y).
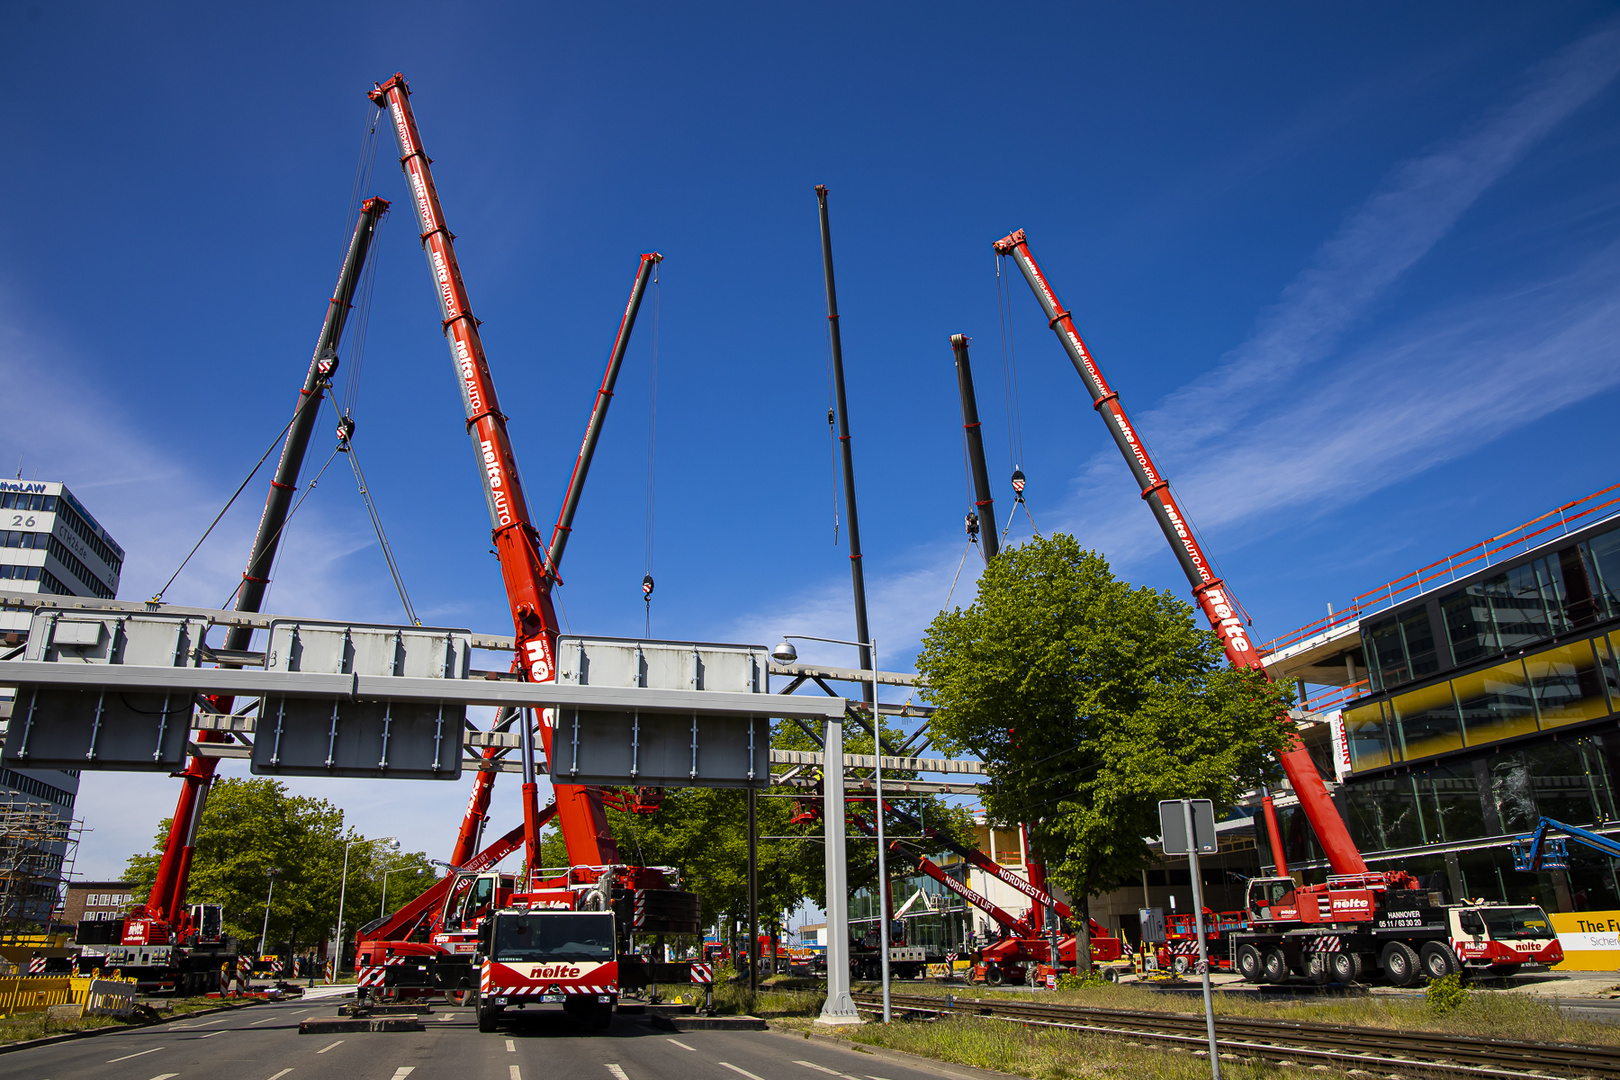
top-left (817, 716), bottom-right (860, 1025)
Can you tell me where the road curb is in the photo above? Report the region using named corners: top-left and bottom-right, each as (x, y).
top-left (0, 998), bottom-right (264, 1056)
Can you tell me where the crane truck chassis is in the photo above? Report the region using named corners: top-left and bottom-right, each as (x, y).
top-left (1226, 875), bottom-right (1562, 985)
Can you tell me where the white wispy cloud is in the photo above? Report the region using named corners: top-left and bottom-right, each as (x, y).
top-left (1034, 20), bottom-right (1620, 573)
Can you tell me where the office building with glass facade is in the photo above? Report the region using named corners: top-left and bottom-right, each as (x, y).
top-left (1264, 499), bottom-right (1620, 915)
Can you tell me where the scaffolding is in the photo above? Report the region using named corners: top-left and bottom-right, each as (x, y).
top-left (0, 792), bottom-right (80, 935)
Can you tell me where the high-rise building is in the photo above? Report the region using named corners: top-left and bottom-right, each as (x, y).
top-left (0, 480), bottom-right (122, 603)
top-left (0, 479), bottom-right (122, 844)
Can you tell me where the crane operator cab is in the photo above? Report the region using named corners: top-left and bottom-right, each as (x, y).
top-left (1247, 877), bottom-right (1299, 924)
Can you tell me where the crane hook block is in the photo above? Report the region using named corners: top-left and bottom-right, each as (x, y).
top-left (642, 574), bottom-right (655, 599)
top-left (316, 347), bottom-right (340, 380)
top-left (1011, 469), bottom-right (1026, 501)
top-left (336, 415), bottom-right (356, 445)
top-left (965, 512), bottom-right (980, 541)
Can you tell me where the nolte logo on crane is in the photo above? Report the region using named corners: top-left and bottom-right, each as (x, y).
top-left (518, 961), bottom-right (607, 981)
top-left (479, 441), bottom-right (513, 526)
top-left (1205, 588), bottom-right (1253, 655)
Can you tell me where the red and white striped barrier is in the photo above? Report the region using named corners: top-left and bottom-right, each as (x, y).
top-left (690, 962), bottom-right (713, 985)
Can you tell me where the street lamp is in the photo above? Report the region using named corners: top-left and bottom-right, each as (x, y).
top-left (258, 868), bottom-right (281, 958)
top-left (774, 632), bottom-right (889, 1024)
top-left (380, 865), bottom-right (425, 918)
top-left (335, 836), bottom-right (398, 977)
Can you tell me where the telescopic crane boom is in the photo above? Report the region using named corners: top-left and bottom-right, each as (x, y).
top-left (370, 74), bottom-right (660, 875)
top-left (442, 251), bottom-right (662, 870)
top-left (951, 335), bottom-right (999, 562)
top-left (991, 228), bottom-right (1367, 877)
top-left (140, 195), bottom-right (390, 935)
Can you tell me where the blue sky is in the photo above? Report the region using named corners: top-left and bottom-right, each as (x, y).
top-left (4, 3), bottom-right (1619, 879)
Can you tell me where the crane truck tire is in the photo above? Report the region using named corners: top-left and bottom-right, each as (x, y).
top-left (1235, 944), bottom-right (1263, 982)
top-left (984, 964), bottom-right (1005, 986)
top-left (477, 1001), bottom-right (500, 1033)
top-left (1328, 952), bottom-right (1360, 983)
top-left (1380, 942), bottom-right (1421, 987)
top-left (1420, 942), bottom-right (1460, 979)
top-left (1260, 948), bottom-right (1289, 983)
top-left (1306, 954), bottom-right (1331, 985)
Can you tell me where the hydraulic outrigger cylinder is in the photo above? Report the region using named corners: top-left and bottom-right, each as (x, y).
top-left (145, 196), bottom-right (390, 926)
top-left (951, 334), bottom-right (999, 563)
top-left (992, 228), bottom-right (1367, 877)
top-left (371, 73), bottom-right (633, 874)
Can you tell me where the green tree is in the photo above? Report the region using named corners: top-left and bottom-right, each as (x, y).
top-left (916, 533), bottom-right (1290, 963)
top-left (124, 778), bottom-right (435, 959)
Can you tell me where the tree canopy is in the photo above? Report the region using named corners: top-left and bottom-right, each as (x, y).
top-left (916, 534), bottom-right (1290, 914)
top-left (124, 777), bottom-right (435, 956)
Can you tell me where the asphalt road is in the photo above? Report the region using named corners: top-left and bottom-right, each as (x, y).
top-left (5, 999), bottom-right (1008, 1080)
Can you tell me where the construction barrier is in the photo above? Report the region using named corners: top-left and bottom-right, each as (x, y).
top-left (1551, 910), bottom-right (1620, 971)
top-left (0, 975), bottom-right (75, 1018)
top-left (76, 975), bottom-right (139, 1017)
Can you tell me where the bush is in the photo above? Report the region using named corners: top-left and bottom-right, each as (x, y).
top-left (1055, 969), bottom-right (1108, 991)
top-left (1426, 972), bottom-right (1469, 1014)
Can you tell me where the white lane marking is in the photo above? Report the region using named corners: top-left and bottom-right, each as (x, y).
top-left (867, 1076), bottom-right (896, 1080)
top-left (173, 1015), bottom-right (233, 1029)
top-left (667, 1039), bottom-right (697, 1051)
top-left (148, 1074), bottom-right (181, 1080)
top-left (108, 1047), bottom-right (164, 1063)
top-left (250, 1015), bottom-right (278, 1025)
top-left (606, 1066), bottom-right (630, 1080)
top-left (796, 1063), bottom-right (860, 1080)
top-left (505, 1038), bottom-right (516, 1052)
top-left (197, 1031), bottom-right (220, 1039)
top-left (266, 1071), bottom-right (294, 1080)
top-left (720, 1065), bottom-right (768, 1080)
top-left (511, 1067), bottom-right (522, 1080)
top-left (316, 1040), bottom-right (344, 1053)
top-left (438, 1012), bottom-right (451, 1021)
top-left (390, 1070), bottom-right (415, 1080)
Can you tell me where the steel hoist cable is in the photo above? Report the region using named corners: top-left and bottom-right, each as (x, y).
top-left (148, 397), bottom-right (315, 604)
top-left (642, 263), bottom-right (660, 637)
top-left (343, 435), bottom-right (419, 626)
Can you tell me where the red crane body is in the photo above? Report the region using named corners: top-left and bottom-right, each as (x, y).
top-left (992, 228), bottom-right (1368, 878)
top-left (369, 73), bottom-right (618, 875)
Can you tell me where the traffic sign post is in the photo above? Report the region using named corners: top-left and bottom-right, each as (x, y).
top-left (1160, 799), bottom-right (1220, 1080)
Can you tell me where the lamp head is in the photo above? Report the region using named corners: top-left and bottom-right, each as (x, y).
top-left (771, 640), bottom-right (798, 664)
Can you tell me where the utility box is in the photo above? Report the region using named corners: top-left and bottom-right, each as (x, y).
top-left (549, 636), bottom-right (771, 789)
top-left (250, 620), bottom-right (470, 780)
top-left (2, 609), bottom-right (208, 770)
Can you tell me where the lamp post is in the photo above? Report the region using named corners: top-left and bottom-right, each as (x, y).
top-left (258, 868), bottom-right (281, 958)
top-left (335, 836), bottom-right (398, 977)
top-left (380, 866), bottom-right (425, 918)
top-left (773, 633), bottom-right (888, 1024)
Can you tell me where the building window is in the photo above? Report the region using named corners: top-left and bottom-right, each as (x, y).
top-left (1455, 660), bottom-right (1537, 746)
top-left (1443, 587), bottom-right (1496, 668)
top-left (1526, 640), bottom-right (1610, 729)
top-left (0, 493), bottom-right (57, 512)
top-left (1392, 682), bottom-right (1464, 760)
top-left (0, 564), bottom-right (41, 581)
top-left (1343, 700), bottom-right (1396, 771)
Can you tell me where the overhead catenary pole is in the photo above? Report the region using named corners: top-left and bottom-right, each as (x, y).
top-left (146, 196), bottom-right (390, 927)
top-left (815, 186), bottom-right (874, 704)
top-left (950, 335), bottom-right (998, 562)
top-left (370, 73), bottom-right (612, 874)
top-left (992, 228), bottom-right (1364, 878)
top-left (748, 788), bottom-right (759, 994)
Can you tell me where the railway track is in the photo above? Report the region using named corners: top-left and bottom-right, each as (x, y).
top-left (849, 989), bottom-right (1619, 1079)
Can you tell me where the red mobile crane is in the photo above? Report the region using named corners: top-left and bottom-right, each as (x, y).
top-left (847, 803), bottom-right (1123, 984)
top-left (362, 77), bottom-right (695, 1024)
top-left (992, 230), bottom-right (1563, 986)
top-left (108, 197), bottom-right (391, 994)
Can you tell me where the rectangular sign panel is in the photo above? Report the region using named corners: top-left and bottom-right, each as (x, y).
top-left (1158, 799), bottom-right (1218, 855)
top-left (550, 637), bottom-right (771, 789)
